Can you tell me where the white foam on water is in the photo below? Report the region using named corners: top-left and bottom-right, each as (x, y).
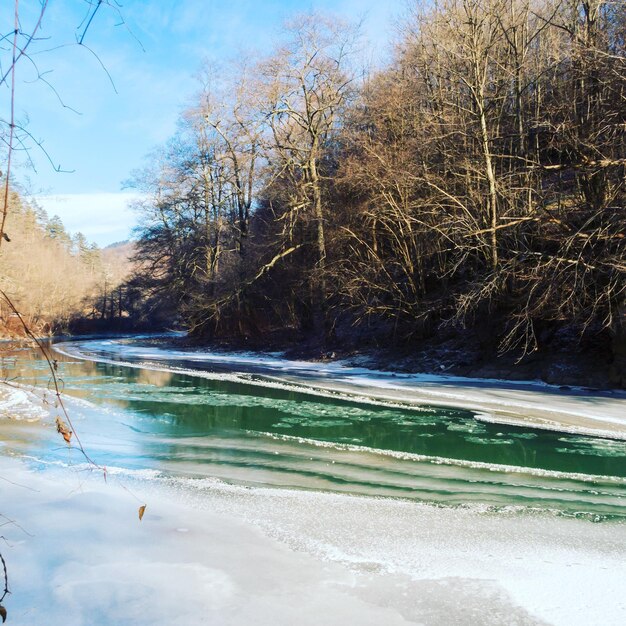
top-left (0, 385), bottom-right (49, 421)
top-left (251, 431), bottom-right (626, 485)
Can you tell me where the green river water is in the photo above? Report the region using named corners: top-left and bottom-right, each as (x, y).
top-left (1, 338), bottom-right (625, 521)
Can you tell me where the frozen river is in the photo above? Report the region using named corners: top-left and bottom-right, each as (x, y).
top-left (1, 336), bottom-right (625, 624)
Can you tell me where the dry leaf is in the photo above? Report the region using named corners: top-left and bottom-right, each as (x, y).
top-left (55, 417), bottom-right (72, 444)
top-left (0, 604), bottom-right (7, 623)
top-left (138, 504), bottom-right (146, 521)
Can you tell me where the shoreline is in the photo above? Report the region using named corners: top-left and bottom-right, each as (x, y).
top-left (4, 326), bottom-right (624, 391)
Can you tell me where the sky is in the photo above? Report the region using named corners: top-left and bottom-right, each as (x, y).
top-left (2, 0), bottom-right (407, 247)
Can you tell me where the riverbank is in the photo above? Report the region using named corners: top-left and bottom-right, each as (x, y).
top-left (183, 320), bottom-right (626, 390)
top-left (5, 324), bottom-right (624, 390)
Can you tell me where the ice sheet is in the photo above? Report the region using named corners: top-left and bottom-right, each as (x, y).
top-left (1, 454), bottom-right (625, 625)
top-left (2, 340), bottom-right (626, 624)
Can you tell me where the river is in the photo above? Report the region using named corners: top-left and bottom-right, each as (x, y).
top-left (1, 336), bottom-right (625, 624)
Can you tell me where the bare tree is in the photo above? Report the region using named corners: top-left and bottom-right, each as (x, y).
top-left (259, 13), bottom-right (359, 335)
top-left (125, 2), bottom-right (624, 376)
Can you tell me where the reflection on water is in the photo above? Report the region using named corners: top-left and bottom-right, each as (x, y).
top-left (1, 339), bottom-right (625, 520)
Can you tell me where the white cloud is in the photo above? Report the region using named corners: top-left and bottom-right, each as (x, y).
top-left (33, 192), bottom-right (144, 247)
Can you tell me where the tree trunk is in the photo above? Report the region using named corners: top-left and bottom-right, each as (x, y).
top-left (478, 100), bottom-right (499, 270)
top-left (308, 146), bottom-right (328, 338)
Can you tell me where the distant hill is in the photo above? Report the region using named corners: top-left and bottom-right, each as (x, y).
top-left (104, 240), bottom-right (131, 249)
top-left (101, 240), bottom-right (136, 283)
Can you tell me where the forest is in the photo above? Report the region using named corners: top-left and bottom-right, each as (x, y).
top-left (0, 192), bottom-right (129, 335)
top-left (119, 0), bottom-right (624, 383)
top-left (2, 0), bottom-right (623, 383)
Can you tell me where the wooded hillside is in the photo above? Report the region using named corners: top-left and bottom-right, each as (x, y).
top-left (0, 191), bottom-right (128, 335)
top-left (126, 0), bottom-right (625, 381)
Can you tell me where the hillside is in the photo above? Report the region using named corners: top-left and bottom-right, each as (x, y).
top-left (121, 2), bottom-right (625, 387)
top-left (0, 193), bottom-right (132, 336)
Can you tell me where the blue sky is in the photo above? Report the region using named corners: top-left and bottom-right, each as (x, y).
top-left (3, 0), bottom-right (406, 246)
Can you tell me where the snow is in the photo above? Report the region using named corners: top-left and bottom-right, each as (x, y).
top-left (0, 386), bottom-right (49, 421)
